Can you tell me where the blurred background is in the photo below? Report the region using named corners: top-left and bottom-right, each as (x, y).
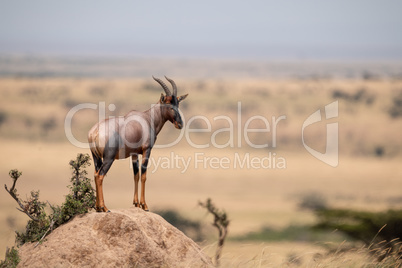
top-left (1, 1), bottom-right (402, 266)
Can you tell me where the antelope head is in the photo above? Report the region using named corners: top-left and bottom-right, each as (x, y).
top-left (153, 76), bottom-right (188, 129)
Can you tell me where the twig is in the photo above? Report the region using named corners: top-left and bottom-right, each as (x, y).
top-left (34, 220), bottom-right (54, 248)
top-left (4, 170), bottom-right (38, 221)
top-left (199, 198), bottom-right (229, 267)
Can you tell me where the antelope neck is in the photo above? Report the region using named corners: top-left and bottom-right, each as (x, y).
top-left (144, 103), bottom-right (168, 136)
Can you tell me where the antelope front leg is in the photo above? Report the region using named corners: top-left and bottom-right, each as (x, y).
top-left (140, 171), bottom-right (148, 211)
top-left (140, 149), bottom-right (151, 211)
top-left (132, 158), bottom-right (140, 208)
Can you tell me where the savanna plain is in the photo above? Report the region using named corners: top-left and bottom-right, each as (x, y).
top-left (0, 57), bottom-right (402, 267)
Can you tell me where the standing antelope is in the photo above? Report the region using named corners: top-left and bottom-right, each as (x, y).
top-left (88, 76), bottom-right (188, 212)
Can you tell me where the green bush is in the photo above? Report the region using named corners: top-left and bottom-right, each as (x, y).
top-left (314, 208), bottom-right (402, 260)
top-left (4, 170), bottom-right (50, 246)
top-left (0, 247), bottom-right (20, 268)
top-left (234, 224), bottom-right (345, 243)
top-left (4, 154), bottom-right (95, 248)
top-left (389, 93), bottom-right (402, 118)
top-left (298, 191), bottom-right (328, 211)
top-left (314, 209), bottom-right (402, 244)
top-left (15, 191), bottom-right (49, 245)
top-left (0, 110), bottom-right (8, 127)
top-left (52, 154), bottom-right (95, 228)
top-left (199, 198), bottom-right (229, 267)
top-left (156, 209), bottom-right (203, 241)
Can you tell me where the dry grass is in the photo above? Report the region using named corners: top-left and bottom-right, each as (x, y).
top-left (0, 73), bottom-right (402, 265)
top-left (1, 77), bottom-right (401, 154)
top-left (202, 240), bottom-right (402, 267)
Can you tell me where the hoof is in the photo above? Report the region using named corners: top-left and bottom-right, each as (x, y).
top-left (140, 203), bottom-right (149, 212)
top-left (95, 206), bottom-right (109, 213)
top-left (133, 202), bottom-right (140, 208)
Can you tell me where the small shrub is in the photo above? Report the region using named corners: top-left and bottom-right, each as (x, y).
top-left (362, 71), bottom-right (379, 80)
top-left (0, 111), bottom-right (8, 127)
top-left (0, 247), bottom-right (20, 268)
top-left (156, 209), bottom-right (203, 241)
top-left (53, 153), bottom-right (95, 228)
top-left (63, 98), bottom-right (81, 109)
top-left (331, 88), bottom-right (375, 105)
top-left (298, 191), bottom-right (328, 211)
top-left (15, 190), bottom-right (49, 245)
top-left (314, 208), bottom-right (402, 259)
top-left (90, 86), bottom-right (107, 96)
top-left (234, 224), bottom-right (345, 242)
top-left (4, 153), bottom-right (95, 247)
top-left (4, 169), bottom-right (50, 245)
top-left (389, 93), bottom-right (402, 118)
top-left (41, 117), bottom-right (57, 134)
top-left (6, 216), bottom-right (16, 229)
top-left (332, 89), bottom-right (349, 99)
top-left (375, 146), bottom-right (385, 157)
top-left (199, 198), bottom-right (229, 267)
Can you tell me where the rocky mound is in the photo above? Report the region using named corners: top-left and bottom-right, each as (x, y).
top-left (17, 208), bottom-right (212, 268)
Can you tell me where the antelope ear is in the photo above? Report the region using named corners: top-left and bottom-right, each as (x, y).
top-left (160, 93), bottom-right (166, 103)
top-left (177, 94), bottom-right (188, 103)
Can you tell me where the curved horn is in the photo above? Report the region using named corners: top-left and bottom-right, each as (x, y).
top-left (164, 76), bottom-right (177, 96)
top-left (152, 76), bottom-right (172, 96)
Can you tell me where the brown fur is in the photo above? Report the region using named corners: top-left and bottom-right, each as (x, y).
top-left (88, 77), bottom-right (188, 212)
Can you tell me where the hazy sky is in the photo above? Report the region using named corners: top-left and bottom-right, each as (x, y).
top-left (0, 0), bottom-right (401, 59)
